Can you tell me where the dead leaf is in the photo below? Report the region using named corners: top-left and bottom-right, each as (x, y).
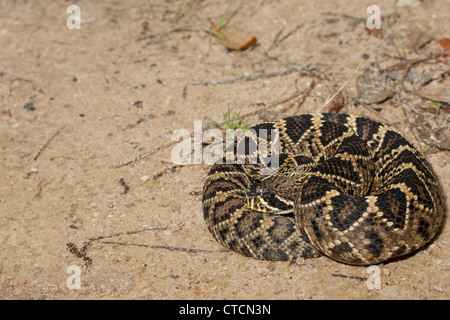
top-left (437, 38), bottom-right (450, 56)
top-left (420, 105), bottom-right (449, 114)
top-left (366, 27), bottom-right (383, 39)
top-left (413, 88), bottom-right (450, 104)
top-left (327, 91), bottom-right (345, 113)
top-left (209, 20), bottom-right (257, 51)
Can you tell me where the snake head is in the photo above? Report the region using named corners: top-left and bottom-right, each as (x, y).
top-left (245, 183), bottom-right (292, 213)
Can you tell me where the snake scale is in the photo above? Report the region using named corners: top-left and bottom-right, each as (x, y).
top-left (202, 113), bottom-right (444, 265)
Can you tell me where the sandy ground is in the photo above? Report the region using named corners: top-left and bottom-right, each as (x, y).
top-left (0, 0), bottom-right (449, 300)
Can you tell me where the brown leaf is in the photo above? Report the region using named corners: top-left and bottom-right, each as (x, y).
top-left (328, 91), bottom-right (345, 113)
top-left (413, 88), bottom-right (450, 104)
top-left (420, 105), bottom-right (449, 114)
top-left (209, 20), bottom-right (257, 51)
top-left (437, 38), bottom-right (450, 56)
top-left (366, 26), bottom-right (383, 39)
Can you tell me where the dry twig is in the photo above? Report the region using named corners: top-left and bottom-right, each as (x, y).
top-left (266, 23), bottom-right (305, 52)
top-left (153, 164), bottom-right (184, 180)
top-left (80, 227), bottom-right (167, 252)
top-left (316, 62), bottom-right (361, 113)
top-left (76, 226), bottom-right (223, 256)
top-left (192, 65), bottom-right (321, 85)
top-left (113, 140), bottom-right (178, 168)
top-left (34, 125), bottom-right (66, 161)
top-left (100, 241), bottom-right (224, 253)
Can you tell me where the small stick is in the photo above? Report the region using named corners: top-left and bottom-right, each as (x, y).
top-left (113, 140), bottom-right (178, 168)
top-left (67, 243), bottom-right (93, 267)
top-left (385, 55), bottom-right (433, 72)
top-left (266, 23), bottom-right (305, 52)
top-left (273, 88), bottom-right (307, 109)
top-left (229, 80), bottom-right (315, 121)
top-left (119, 178), bottom-right (130, 194)
top-left (153, 164), bottom-right (184, 180)
top-left (34, 125), bottom-right (66, 160)
top-left (80, 227), bottom-right (167, 252)
top-left (331, 273), bottom-right (367, 281)
top-left (315, 62), bottom-right (360, 113)
top-left (280, 80), bottom-right (315, 113)
top-left (267, 27), bottom-right (284, 52)
top-left (100, 241), bottom-right (224, 254)
top-left (192, 65), bottom-right (321, 85)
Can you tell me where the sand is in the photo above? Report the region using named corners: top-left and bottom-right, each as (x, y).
top-left (0, 0), bottom-right (449, 300)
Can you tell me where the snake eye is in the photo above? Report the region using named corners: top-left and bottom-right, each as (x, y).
top-left (248, 184), bottom-right (275, 200)
top-left (256, 187), bottom-right (263, 196)
top-left (249, 183), bottom-right (263, 196)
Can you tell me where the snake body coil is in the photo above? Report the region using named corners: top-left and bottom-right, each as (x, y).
top-left (202, 113), bottom-right (444, 265)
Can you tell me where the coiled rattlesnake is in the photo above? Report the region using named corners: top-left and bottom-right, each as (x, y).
top-left (202, 113), bottom-right (444, 265)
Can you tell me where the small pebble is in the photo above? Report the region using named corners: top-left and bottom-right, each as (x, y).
top-left (432, 285), bottom-right (444, 292)
top-left (23, 102), bottom-right (36, 111)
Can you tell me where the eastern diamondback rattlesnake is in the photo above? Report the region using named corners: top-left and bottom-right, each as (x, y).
top-left (202, 113), bottom-right (444, 265)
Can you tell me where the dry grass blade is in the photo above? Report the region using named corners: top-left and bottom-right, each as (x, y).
top-left (34, 125), bottom-right (66, 161)
top-left (192, 64), bottom-right (321, 85)
top-left (414, 88), bottom-right (450, 104)
top-left (316, 62), bottom-right (360, 113)
top-left (408, 31), bottom-right (433, 51)
top-left (113, 140), bottom-right (178, 168)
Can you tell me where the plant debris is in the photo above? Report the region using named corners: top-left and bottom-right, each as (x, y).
top-left (366, 26), bottom-right (383, 39)
top-left (437, 38), bottom-right (450, 56)
top-left (119, 178), bottom-right (130, 194)
top-left (357, 64), bottom-right (395, 104)
top-left (407, 31), bottom-right (433, 52)
top-left (209, 19), bottom-right (257, 51)
top-left (67, 242), bottom-right (93, 267)
top-left (327, 91), bottom-right (345, 113)
top-left (412, 108), bottom-right (450, 150)
top-left (413, 88), bottom-right (450, 104)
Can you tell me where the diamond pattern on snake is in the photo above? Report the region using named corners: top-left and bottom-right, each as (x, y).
top-left (202, 113), bottom-right (444, 265)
